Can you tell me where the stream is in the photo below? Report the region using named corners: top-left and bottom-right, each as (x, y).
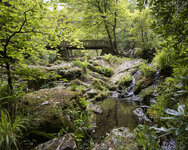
top-left (92, 98), bottom-right (137, 143)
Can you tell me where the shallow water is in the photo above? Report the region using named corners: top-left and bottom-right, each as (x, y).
top-left (92, 98), bottom-right (137, 142)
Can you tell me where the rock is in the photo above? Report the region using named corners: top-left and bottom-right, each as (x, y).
top-left (21, 87), bottom-right (76, 133)
top-left (110, 59), bottom-right (142, 84)
top-left (58, 67), bottom-right (82, 80)
top-left (87, 104), bottom-right (102, 114)
top-left (34, 133), bottom-right (76, 150)
top-left (84, 89), bottom-right (98, 98)
top-left (92, 127), bottom-right (136, 150)
top-left (133, 107), bottom-right (152, 122)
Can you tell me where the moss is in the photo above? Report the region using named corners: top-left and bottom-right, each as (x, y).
top-left (118, 75), bottom-right (132, 90)
top-left (20, 87), bottom-right (90, 146)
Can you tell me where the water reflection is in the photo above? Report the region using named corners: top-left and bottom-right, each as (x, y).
top-left (92, 98), bottom-right (137, 142)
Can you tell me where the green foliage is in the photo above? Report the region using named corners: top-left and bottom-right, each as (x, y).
top-left (40, 81), bottom-right (56, 89)
top-left (59, 105), bottom-right (90, 145)
top-left (152, 104), bottom-right (188, 149)
top-left (94, 91), bottom-right (108, 101)
top-left (103, 54), bottom-right (123, 64)
top-left (130, 9), bottom-right (160, 52)
top-left (0, 109), bottom-right (27, 150)
top-left (73, 59), bottom-right (88, 73)
top-left (135, 124), bottom-right (161, 150)
top-left (137, 0), bottom-right (187, 46)
top-left (139, 63), bottom-right (155, 77)
top-left (70, 83), bottom-right (86, 94)
top-left (92, 79), bottom-right (109, 91)
top-left (139, 86), bottom-right (154, 98)
top-left (153, 49), bottom-right (174, 71)
top-left (88, 64), bottom-right (113, 77)
top-left (118, 75), bottom-right (132, 89)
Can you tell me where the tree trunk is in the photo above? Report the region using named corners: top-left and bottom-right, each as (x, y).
top-left (5, 61), bottom-right (13, 91)
top-left (113, 12), bottom-right (119, 55)
top-left (104, 24), bottom-right (117, 55)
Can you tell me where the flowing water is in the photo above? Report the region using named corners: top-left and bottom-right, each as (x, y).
top-left (92, 98), bottom-right (137, 142)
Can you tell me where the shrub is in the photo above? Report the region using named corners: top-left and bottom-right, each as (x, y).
top-left (73, 59), bottom-right (87, 73)
top-left (135, 124), bottom-right (161, 149)
top-left (153, 50), bottom-right (173, 72)
top-left (103, 54), bottom-right (122, 64)
top-left (139, 63), bottom-right (155, 77)
top-left (0, 109), bottom-right (26, 150)
top-left (152, 104), bottom-right (188, 149)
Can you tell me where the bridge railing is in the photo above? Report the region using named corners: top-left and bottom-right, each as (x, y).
top-left (60, 40), bottom-right (111, 48)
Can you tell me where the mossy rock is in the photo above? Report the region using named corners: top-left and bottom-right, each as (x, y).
top-left (94, 92), bottom-right (108, 101)
top-left (118, 75), bottom-right (132, 90)
top-left (58, 67), bottom-right (83, 80)
top-left (20, 87), bottom-right (76, 133)
top-left (134, 77), bottom-right (154, 94)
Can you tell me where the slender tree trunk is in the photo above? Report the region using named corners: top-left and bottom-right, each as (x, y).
top-left (104, 24), bottom-right (117, 55)
top-left (5, 61), bottom-right (13, 91)
top-left (113, 12), bottom-right (118, 54)
top-left (141, 27), bottom-right (145, 49)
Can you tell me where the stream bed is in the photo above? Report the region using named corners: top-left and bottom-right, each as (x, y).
top-left (92, 98), bottom-right (137, 142)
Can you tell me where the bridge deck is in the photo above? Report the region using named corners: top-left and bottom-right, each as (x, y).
top-left (60, 40), bottom-right (111, 49)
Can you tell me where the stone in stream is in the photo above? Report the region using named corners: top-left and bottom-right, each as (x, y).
top-left (133, 107), bottom-right (152, 122)
top-left (34, 133), bottom-right (76, 150)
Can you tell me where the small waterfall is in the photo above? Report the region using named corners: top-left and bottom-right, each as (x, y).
top-left (125, 70), bottom-right (141, 102)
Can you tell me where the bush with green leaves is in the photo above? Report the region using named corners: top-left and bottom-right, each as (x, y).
top-left (139, 63), bottom-right (156, 77)
top-left (152, 104), bottom-right (188, 149)
top-left (0, 109), bottom-right (27, 150)
top-left (58, 102), bottom-right (90, 146)
top-left (135, 124), bottom-right (161, 150)
top-left (103, 54), bottom-right (123, 64)
top-left (153, 50), bottom-right (173, 72)
top-left (92, 79), bottom-right (109, 91)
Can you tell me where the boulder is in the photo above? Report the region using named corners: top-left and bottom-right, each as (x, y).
top-left (92, 127), bottom-right (136, 150)
top-left (34, 133), bottom-right (76, 150)
top-left (133, 107), bottom-right (152, 123)
top-left (110, 59), bottom-right (142, 84)
top-left (58, 67), bottom-right (82, 80)
top-left (21, 87), bottom-right (76, 133)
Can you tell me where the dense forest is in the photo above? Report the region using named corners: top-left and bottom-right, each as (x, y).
top-left (0, 0), bottom-right (187, 149)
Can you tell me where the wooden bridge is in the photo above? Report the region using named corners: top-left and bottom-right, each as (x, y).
top-left (47, 40), bottom-right (111, 57)
top-left (60, 40), bottom-right (111, 49)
